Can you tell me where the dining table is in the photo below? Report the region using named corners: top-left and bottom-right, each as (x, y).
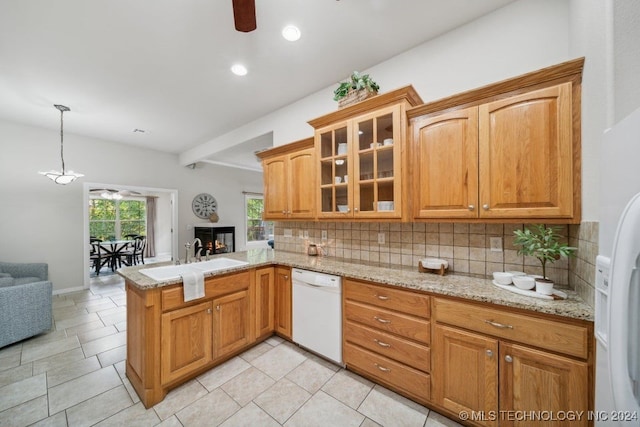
top-left (99, 239), bottom-right (134, 271)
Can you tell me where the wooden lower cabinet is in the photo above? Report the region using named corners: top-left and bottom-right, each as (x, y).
top-left (213, 289), bottom-right (251, 359)
top-left (161, 301), bottom-right (213, 385)
top-left (433, 325), bottom-right (498, 427)
top-left (274, 266), bottom-right (292, 339)
top-left (432, 298), bottom-right (592, 427)
top-left (255, 267), bottom-right (275, 339)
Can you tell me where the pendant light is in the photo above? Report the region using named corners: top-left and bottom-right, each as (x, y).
top-left (39, 104), bottom-right (84, 184)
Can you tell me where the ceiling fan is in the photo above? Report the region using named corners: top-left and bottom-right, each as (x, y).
top-left (232, 0), bottom-right (257, 32)
top-left (90, 188), bottom-right (142, 200)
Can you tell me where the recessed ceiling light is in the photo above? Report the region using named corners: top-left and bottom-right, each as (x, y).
top-left (231, 64), bottom-right (248, 76)
top-left (282, 25), bottom-right (301, 42)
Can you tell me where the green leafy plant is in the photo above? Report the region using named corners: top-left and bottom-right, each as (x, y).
top-left (513, 225), bottom-right (576, 280)
top-left (333, 71), bottom-right (380, 101)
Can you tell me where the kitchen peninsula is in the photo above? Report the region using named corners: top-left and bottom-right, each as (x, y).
top-left (120, 250), bottom-right (594, 425)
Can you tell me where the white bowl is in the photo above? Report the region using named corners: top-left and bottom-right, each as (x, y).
top-left (383, 138), bottom-right (393, 146)
top-left (377, 201), bottom-right (394, 211)
top-left (506, 271), bottom-right (526, 277)
top-left (493, 272), bottom-right (513, 285)
top-left (337, 205), bottom-right (348, 212)
top-left (512, 275), bottom-right (535, 290)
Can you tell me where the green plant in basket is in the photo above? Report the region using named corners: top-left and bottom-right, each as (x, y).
top-left (512, 224), bottom-right (576, 280)
top-left (333, 71), bottom-right (380, 101)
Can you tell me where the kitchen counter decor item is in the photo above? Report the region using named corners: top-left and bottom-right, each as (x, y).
top-left (333, 71), bottom-right (380, 108)
top-left (513, 224), bottom-right (576, 294)
top-left (418, 258), bottom-right (448, 275)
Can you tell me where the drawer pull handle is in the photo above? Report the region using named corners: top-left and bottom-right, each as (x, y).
top-left (374, 316), bottom-right (391, 324)
top-left (375, 295), bottom-right (389, 301)
top-left (505, 355), bottom-right (513, 363)
top-left (374, 363), bottom-right (391, 372)
top-left (374, 339), bottom-right (391, 348)
top-left (484, 319), bottom-right (513, 329)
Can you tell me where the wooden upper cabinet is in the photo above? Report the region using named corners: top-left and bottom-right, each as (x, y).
top-left (412, 107), bottom-right (479, 219)
top-left (309, 86), bottom-right (423, 220)
top-left (408, 57), bottom-right (583, 223)
top-left (259, 138), bottom-right (315, 220)
top-left (478, 83), bottom-right (573, 219)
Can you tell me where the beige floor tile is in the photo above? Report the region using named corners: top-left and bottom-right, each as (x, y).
top-left (66, 385), bottom-right (133, 427)
top-left (175, 388), bottom-right (240, 426)
top-left (114, 360), bottom-right (126, 378)
top-left (122, 377), bottom-right (141, 404)
top-left (21, 336), bottom-right (80, 364)
top-left (286, 358), bottom-right (336, 393)
top-left (321, 369), bottom-right (374, 409)
top-left (32, 348), bottom-right (86, 375)
top-left (155, 415), bottom-right (183, 427)
top-left (152, 379), bottom-right (208, 421)
top-left (360, 418), bottom-right (383, 427)
top-left (80, 300), bottom-right (117, 313)
top-left (219, 402), bottom-right (280, 427)
top-left (51, 298), bottom-right (75, 309)
top-left (63, 320), bottom-right (107, 337)
top-left (239, 341), bottom-right (273, 363)
top-left (0, 363), bottom-right (32, 388)
top-left (46, 356), bottom-right (101, 388)
top-left (95, 306), bottom-right (126, 318)
top-left (97, 344), bottom-right (126, 367)
top-left (0, 348), bottom-right (21, 373)
top-left (94, 402), bottom-right (160, 426)
top-left (53, 307), bottom-right (89, 321)
top-left (251, 343), bottom-right (306, 380)
top-left (253, 378), bottom-right (311, 424)
top-left (0, 373), bottom-right (46, 412)
top-left (0, 395), bottom-right (48, 427)
top-left (357, 385), bottom-right (428, 427)
top-left (28, 411), bottom-right (67, 427)
top-left (197, 356), bottom-right (251, 391)
top-left (222, 367), bottom-right (275, 406)
top-left (265, 336), bottom-right (284, 346)
top-left (81, 331), bottom-right (126, 357)
top-left (47, 366), bottom-right (122, 414)
top-left (99, 311), bottom-right (127, 326)
top-left (425, 411), bottom-right (464, 427)
top-left (114, 320), bottom-right (127, 332)
top-left (54, 313), bottom-right (100, 331)
top-left (284, 391), bottom-right (364, 427)
top-left (76, 325), bottom-right (118, 344)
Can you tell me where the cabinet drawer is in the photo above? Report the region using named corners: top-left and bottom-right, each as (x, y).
top-left (433, 298), bottom-right (589, 359)
top-left (344, 321), bottom-right (430, 372)
top-left (345, 342), bottom-right (430, 401)
top-left (344, 280), bottom-right (430, 318)
top-left (162, 271), bottom-right (251, 311)
top-left (345, 300), bottom-right (430, 345)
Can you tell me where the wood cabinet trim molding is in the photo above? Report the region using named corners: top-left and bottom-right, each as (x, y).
top-left (256, 137), bottom-right (314, 160)
top-left (407, 57), bottom-right (584, 119)
top-left (308, 85), bottom-right (423, 129)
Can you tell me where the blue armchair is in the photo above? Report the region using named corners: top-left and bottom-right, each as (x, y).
top-left (0, 262), bottom-right (53, 348)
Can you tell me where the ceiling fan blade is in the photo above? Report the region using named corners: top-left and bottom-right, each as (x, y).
top-left (232, 0), bottom-right (256, 32)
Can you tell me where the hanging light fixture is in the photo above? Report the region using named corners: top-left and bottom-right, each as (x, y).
top-left (39, 104), bottom-right (84, 184)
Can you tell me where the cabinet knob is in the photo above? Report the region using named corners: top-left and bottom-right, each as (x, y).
top-left (216, 305), bottom-right (220, 311)
top-left (347, 208), bottom-right (351, 213)
top-left (482, 204), bottom-right (490, 210)
top-left (282, 210), bottom-right (286, 214)
top-left (468, 205), bottom-right (475, 211)
top-left (354, 207), bottom-right (359, 212)
top-left (287, 210), bottom-right (291, 214)
top-left (284, 275), bottom-right (289, 280)
top-left (486, 349), bottom-right (493, 357)
top-left (207, 308), bottom-right (212, 314)
top-left (505, 355), bottom-right (513, 363)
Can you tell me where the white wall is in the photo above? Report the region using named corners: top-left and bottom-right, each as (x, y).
top-left (0, 119), bottom-right (262, 293)
top-left (181, 0), bottom-right (571, 162)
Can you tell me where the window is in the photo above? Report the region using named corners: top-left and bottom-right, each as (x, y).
top-left (245, 195), bottom-right (273, 247)
top-left (90, 198), bottom-right (146, 241)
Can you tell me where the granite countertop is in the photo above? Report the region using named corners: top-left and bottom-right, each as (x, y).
top-left (118, 249), bottom-right (594, 322)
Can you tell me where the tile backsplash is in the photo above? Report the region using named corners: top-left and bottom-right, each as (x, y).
top-left (569, 221), bottom-right (598, 307)
top-left (273, 222), bottom-right (590, 291)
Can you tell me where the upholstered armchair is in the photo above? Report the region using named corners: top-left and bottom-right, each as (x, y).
top-left (0, 262), bottom-right (53, 348)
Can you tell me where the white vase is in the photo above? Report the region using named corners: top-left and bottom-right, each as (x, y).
top-left (535, 279), bottom-right (554, 295)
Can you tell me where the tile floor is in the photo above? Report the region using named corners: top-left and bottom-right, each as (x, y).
top-left (0, 273), bottom-right (463, 427)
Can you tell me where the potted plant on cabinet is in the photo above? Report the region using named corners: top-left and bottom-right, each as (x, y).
top-left (513, 224), bottom-right (577, 295)
top-left (333, 71), bottom-right (380, 108)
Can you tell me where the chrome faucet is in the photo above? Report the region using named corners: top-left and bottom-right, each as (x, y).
top-left (184, 237), bottom-right (202, 264)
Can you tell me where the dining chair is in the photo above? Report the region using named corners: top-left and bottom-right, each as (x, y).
top-left (90, 241), bottom-right (112, 275)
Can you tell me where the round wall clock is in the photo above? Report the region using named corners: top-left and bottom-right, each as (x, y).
top-left (192, 193), bottom-right (218, 219)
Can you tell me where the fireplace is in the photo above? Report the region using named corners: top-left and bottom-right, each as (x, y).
top-left (194, 226), bottom-right (235, 256)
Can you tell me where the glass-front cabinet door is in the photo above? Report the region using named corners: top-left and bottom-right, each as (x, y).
top-left (318, 123), bottom-right (352, 216)
top-left (316, 105), bottom-right (402, 218)
top-left (352, 105), bottom-right (402, 218)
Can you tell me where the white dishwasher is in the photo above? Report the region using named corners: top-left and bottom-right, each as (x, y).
top-left (292, 268), bottom-right (343, 366)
